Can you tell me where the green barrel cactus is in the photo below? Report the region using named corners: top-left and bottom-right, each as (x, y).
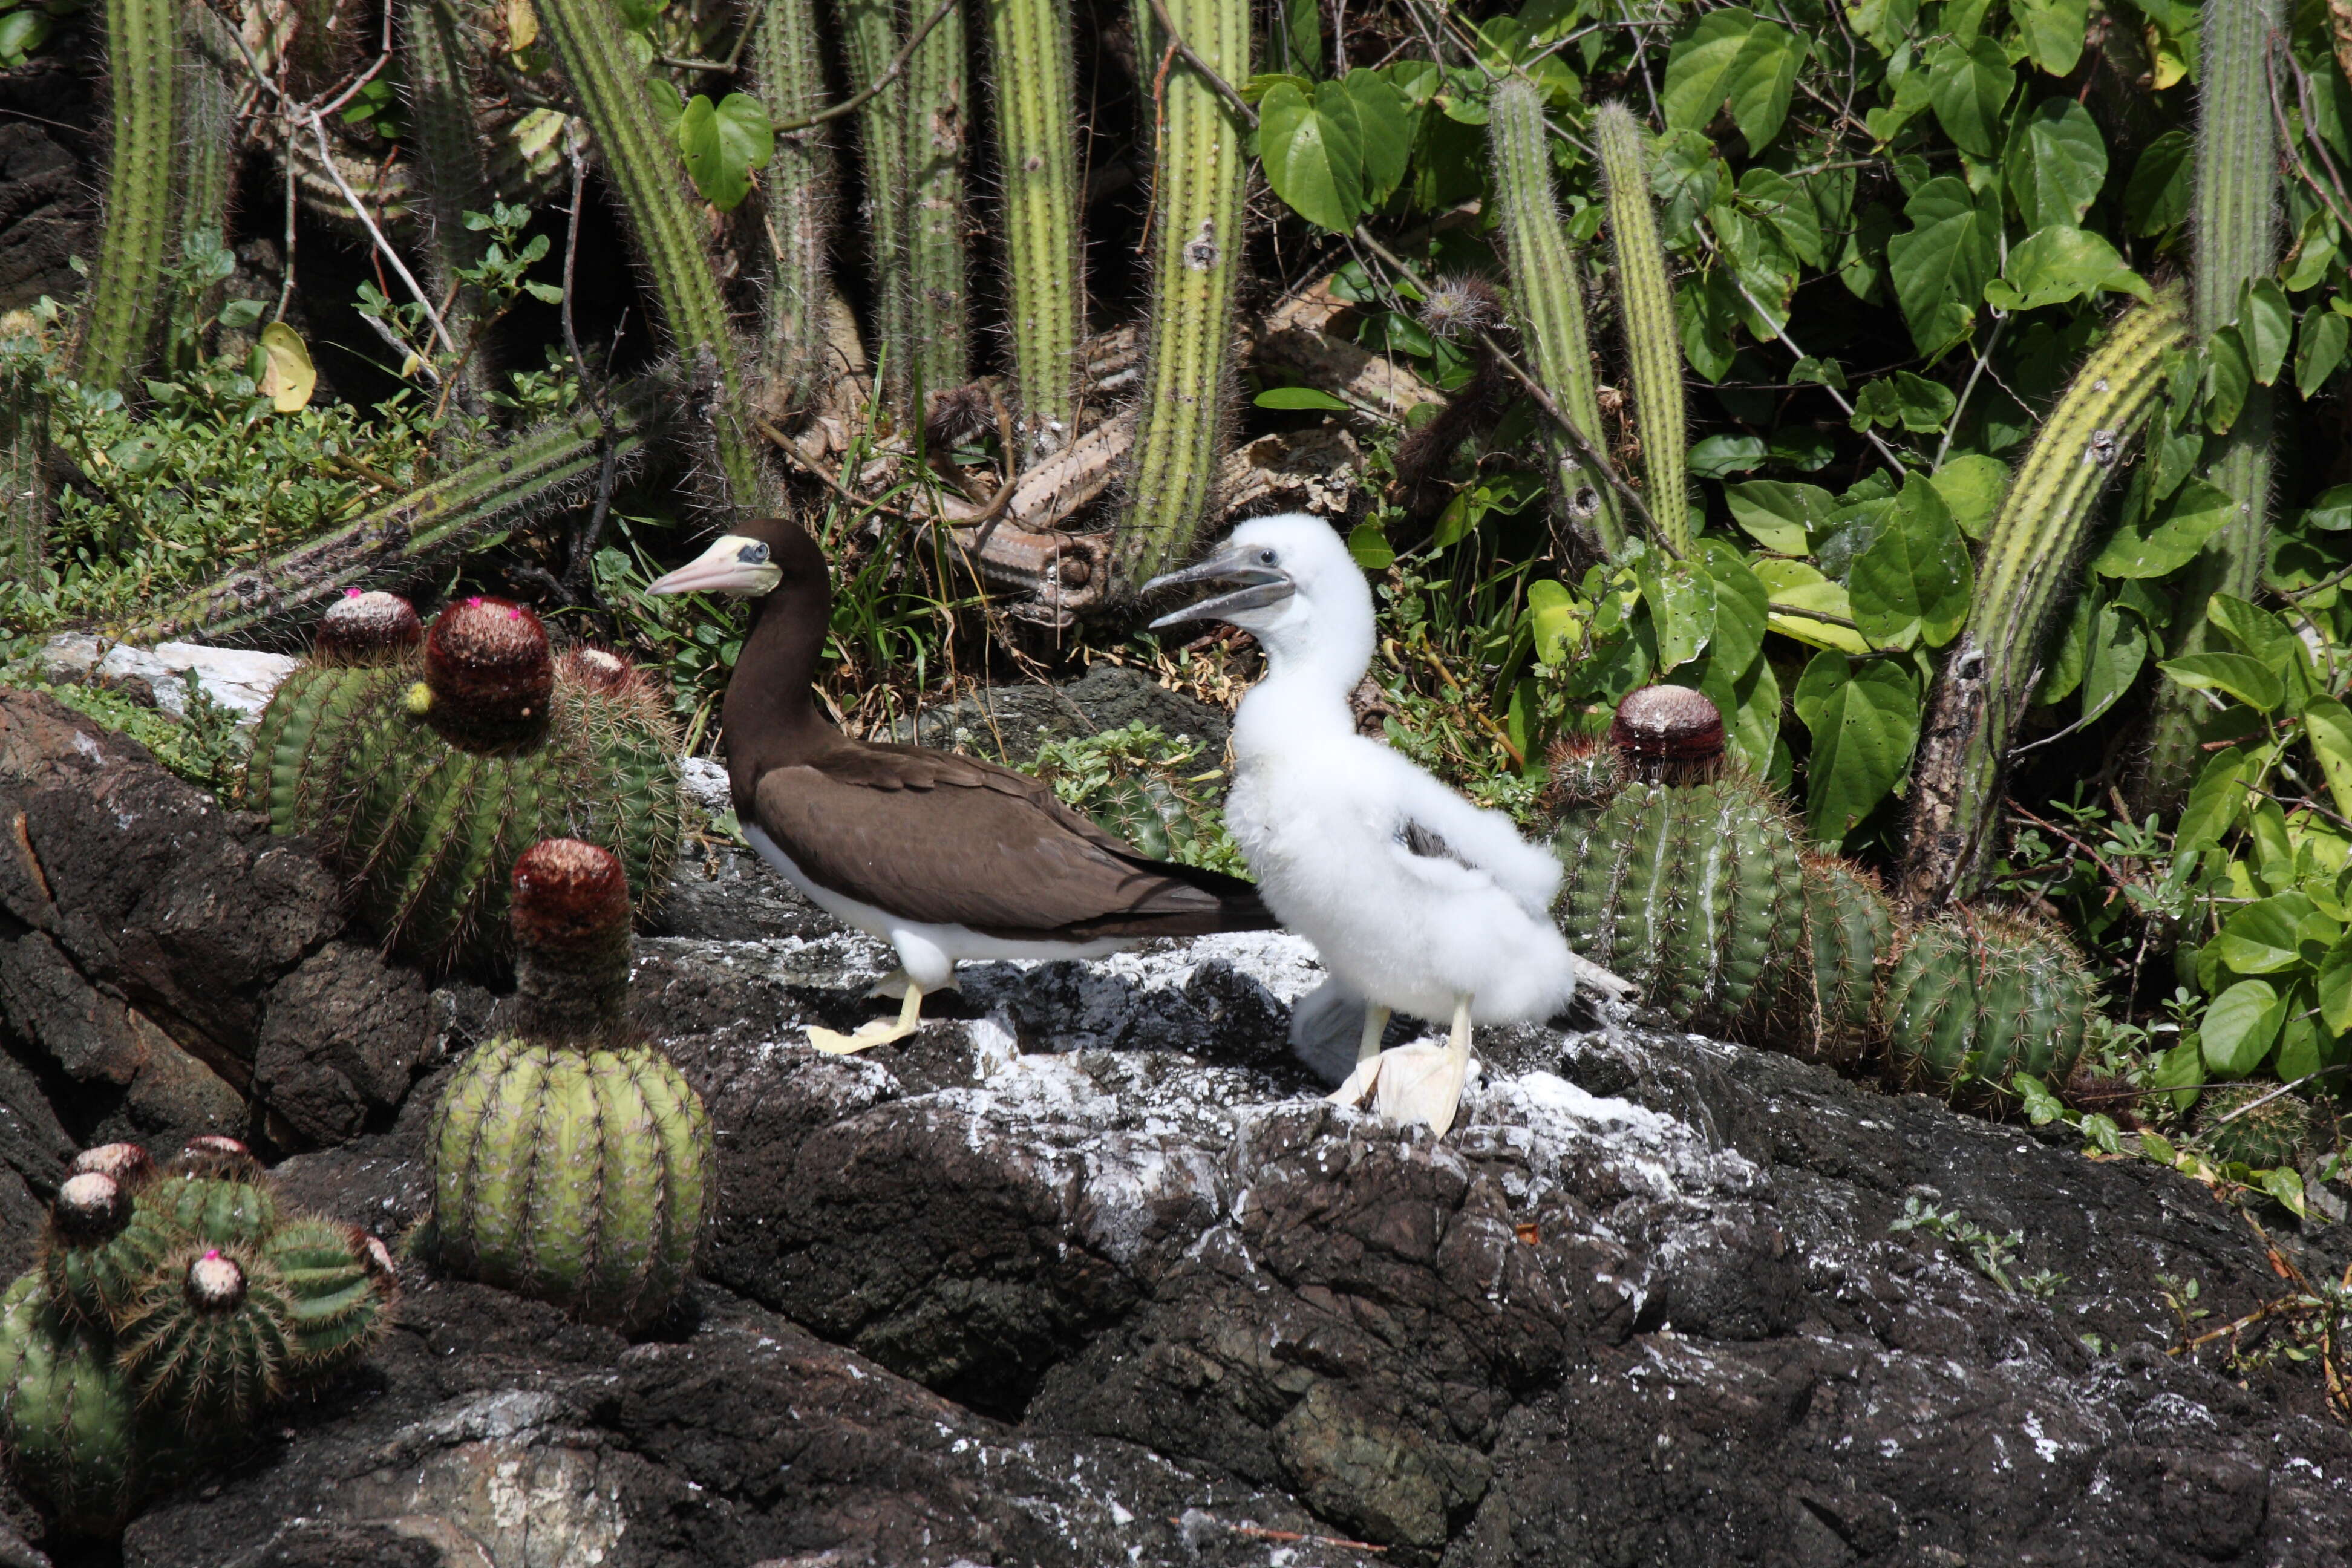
top-left (116, 1245), bottom-right (295, 1431)
top-left (0, 1273), bottom-right (150, 1535)
top-left (264, 1220), bottom-right (397, 1383)
top-left (244, 595), bottom-right (686, 973)
top-left (1765, 855), bottom-right (1895, 1068)
top-left (42, 1172), bottom-right (165, 1331)
top-left (2195, 1084), bottom-right (2314, 1170)
top-left (431, 840), bottom-right (713, 1330)
top-left (1089, 773), bottom-right (1202, 861)
top-left (1882, 909), bottom-right (2099, 1106)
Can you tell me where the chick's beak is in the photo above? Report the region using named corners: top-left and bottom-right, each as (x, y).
top-left (1140, 546), bottom-right (1296, 630)
top-left (647, 535), bottom-right (780, 596)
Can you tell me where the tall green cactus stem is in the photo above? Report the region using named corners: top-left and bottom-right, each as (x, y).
top-left (400, 0), bottom-right (492, 414)
top-left (0, 332), bottom-right (45, 584)
top-left (753, 0), bottom-right (832, 416)
top-left (1117, 0), bottom-right (1250, 589)
top-left (2140, 0), bottom-right (2286, 811)
top-left (836, 0), bottom-right (909, 401)
top-left (1883, 909), bottom-right (2098, 1107)
top-left (0, 1275), bottom-right (150, 1535)
top-left (171, 0), bottom-right (238, 345)
top-left (77, 0), bottom-right (178, 394)
top-left (1489, 79), bottom-right (1620, 556)
top-left (134, 395), bottom-right (659, 647)
top-left (906, 0), bottom-right (970, 397)
top-left (1898, 289), bottom-right (2189, 912)
top-left (530, 0), bottom-right (760, 509)
top-left (1593, 102), bottom-right (1688, 557)
top-left (987, 0), bottom-right (1083, 456)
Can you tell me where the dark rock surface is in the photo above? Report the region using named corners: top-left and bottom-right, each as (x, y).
top-left (4, 688), bottom-right (2351, 1566)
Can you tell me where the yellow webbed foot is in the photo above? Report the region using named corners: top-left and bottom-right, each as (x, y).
top-left (806, 984), bottom-right (924, 1054)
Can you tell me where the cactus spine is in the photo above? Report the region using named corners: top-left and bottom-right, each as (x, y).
top-left (1118, 0), bottom-right (1250, 589)
top-left (2196, 1083), bottom-right (2313, 1169)
top-left (1489, 79), bottom-right (1620, 555)
top-left (1898, 289), bottom-right (2189, 910)
top-left (753, 0), bottom-right (832, 416)
top-left (400, 0), bottom-right (493, 412)
top-left (78, 0), bottom-right (178, 393)
top-left (1593, 102), bottom-right (1688, 557)
top-left (837, 0), bottom-right (910, 400)
top-left (906, 0), bottom-right (970, 398)
top-left (431, 841), bottom-right (713, 1329)
top-left (116, 1246), bottom-right (295, 1431)
top-left (987, 0), bottom-right (1083, 456)
top-left (530, 0), bottom-right (760, 509)
top-left (1883, 910), bottom-right (2098, 1106)
top-left (2139, 0), bottom-right (2286, 811)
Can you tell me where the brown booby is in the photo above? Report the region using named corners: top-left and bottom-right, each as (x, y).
top-left (648, 517), bottom-right (1276, 1052)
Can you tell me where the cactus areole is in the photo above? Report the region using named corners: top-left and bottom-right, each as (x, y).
top-left (315, 590), bottom-right (424, 665)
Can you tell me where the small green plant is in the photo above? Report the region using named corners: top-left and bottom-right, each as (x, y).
top-left (1027, 720), bottom-right (1245, 874)
top-left (1889, 1195), bottom-right (2043, 1295)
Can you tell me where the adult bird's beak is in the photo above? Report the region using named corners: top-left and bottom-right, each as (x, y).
top-left (647, 534), bottom-right (782, 598)
top-left (1140, 544), bottom-right (1296, 630)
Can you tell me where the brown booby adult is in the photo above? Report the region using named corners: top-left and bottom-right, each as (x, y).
top-left (648, 517), bottom-right (1276, 1052)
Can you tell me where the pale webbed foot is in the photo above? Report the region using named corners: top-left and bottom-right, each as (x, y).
top-left (808, 985), bottom-right (923, 1054)
top-left (1324, 995), bottom-right (1475, 1135)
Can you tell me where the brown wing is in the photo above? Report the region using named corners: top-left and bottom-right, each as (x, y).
top-left (751, 746), bottom-right (1272, 941)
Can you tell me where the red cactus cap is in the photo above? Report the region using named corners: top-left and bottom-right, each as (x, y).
top-left (424, 596), bottom-right (554, 739)
top-left (511, 838), bottom-right (631, 952)
top-left (1610, 685), bottom-right (1726, 764)
top-left (52, 1172), bottom-right (131, 1245)
top-left (68, 1142), bottom-right (153, 1187)
top-left (316, 590), bottom-right (423, 664)
top-left (186, 1249), bottom-right (246, 1312)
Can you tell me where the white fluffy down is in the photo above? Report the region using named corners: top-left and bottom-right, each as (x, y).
top-left (1212, 515), bottom-right (1579, 1028)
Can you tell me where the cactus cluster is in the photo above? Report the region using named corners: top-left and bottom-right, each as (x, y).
top-left (1, 1139), bottom-right (393, 1535)
top-left (2194, 1083), bottom-right (2316, 1170)
top-left (1881, 910), bottom-right (2097, 1105)
top-left (244, 592), bottom-right (686, 973)
top-left (430, 840), bottom-right (713, 1330)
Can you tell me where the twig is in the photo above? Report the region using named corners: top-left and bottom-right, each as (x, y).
top-left (307, 112), bottom-right (459, 357)
top-left (770, 0), bottom-right (961, 134)
top-left (1141, 0), bottom-right (1257, 125)
top-left (1935, 315), bottom-right (2007, 469)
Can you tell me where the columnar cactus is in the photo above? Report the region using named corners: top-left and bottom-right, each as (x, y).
top-left (753, 0), bottom-right (833, 416)
top-left (1593, 102), bottom-right (1688, 557)
top-left (1881, 909), bottom-right (2099, 1106)
top-left (2195, 1083), bottom-right (2314, 1169)
top-left (906, 0), bottom-right (970, 397)
top-left (1489, 78), bottom-right (1619, 555)
top-left (1899, 288), bottom-right (2189, 910)
top-left (431, 840), bottom-right (714, 1330)
top-left (0, 1274), bottom-right (149, 1535)
top-left (244, 595), bottom-right (686, 972)
top-left (987, 0), bottom-right (1083, 456)
top-left (399, 0), bottom-right (493, 411)
top-left (1117, 0), bottom-right (1250, 589)
top-left (836, 0), bottom-right (910, 399)
top-left (77, 0), bottom-right (178, 392)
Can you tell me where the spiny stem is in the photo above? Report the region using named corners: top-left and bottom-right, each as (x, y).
top-left (905, 0), bottom-right (971, 399)
top-left (987, 0), bottom-right (1083, 458)
top-left (835, 0), bottom-right (910, 403)
top-left (1594, 100), bottom-right (1690, 557)
top-left (753, 0), bottom-right (832, 415)
top-left (77, 0), bottom-right (178, 393)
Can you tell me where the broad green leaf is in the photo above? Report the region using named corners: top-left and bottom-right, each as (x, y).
top-left (2004, 97), bottom-right (2106, 230)
top-left (1253, 386), bottom-right (1351, 410)
top-left (2304, 485), bottom-right (2352, 531)
top-left (2199, 978), bottom-right (2281, 1077)
top-left (2123, 129), bottom-right (2193, 235)
top-left (2093, 476), bottom-right (2233, 578)
top-left (2261, 1167), bottom-right (2307, 1217)
top-left (257, 322), bottom-right (316, 412)
top-left (1639, 560), bottom-right (1717, 671)
top-left (1346, 521), bottom-right (1395, 569)
top-left (2152, 1036), bottom-right (2205, 1114)
top-left (1930, 454), bottom-right (2007, 541)
top-left (1885, 177), bottom-right (2000, 356)
top-left (1982, 225), bottom-right (2148, 312)
top-left (2175, 746), bottom-right (2250, 851)
top-left (1699, 541), bottom-right (1769, 676)
top-left (2207, 592), bottom-right (2301, 668)
top-left (1279, 0), bottom-right (1321, 77)
top-left (1257, 74), bottom-right (1413, 231)
top-left (1754, 559), bottom-right (1871, 653)
top-left (2204, 328), bottom-right (2251, 433)
top-left (2241, 278), bottom-right (2293, 387)
top-left (1688, 434), bottom-right (1768, 478)
top-left (1795, 652), bottom-right (1920, 843)
top-left (1526, 579), bottom-right (1578, 665)
top-left (2078, 602), bottom-right (2147, 724)
top-left (1736, 166), bottom-right (1823, 266)
top-left (2159, 651), bottom-right (2285, 713)
top-left (2298, 309), bottom-right (2350, 398)
top-left (2304, 696), bottom-right (2352, 823)
top-left (676, 92), bottom-right (773, 211)
top-left (2319, 944), bottom-right (2352, 1033)
top-left (1849, 474), bottom-right (1973, 648)
top-left (2014, 0), bottom-right (2090, 76)
top-left (1661, 7), bottom-right (1802, 155)
top-left (1674, 269), bottom-right (1742, 381)
top-left (1723, 480), bottom-right (1830, 554)
top-left (2216, 892), bottom-right (2321, 974)
top-left (1927, 37), bottom-right (2011, 160)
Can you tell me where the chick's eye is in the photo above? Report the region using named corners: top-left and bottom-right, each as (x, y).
top-left (738, 542), bottom-right (771, 565)
top-left (1257, 549), bottom-right (1278, 565)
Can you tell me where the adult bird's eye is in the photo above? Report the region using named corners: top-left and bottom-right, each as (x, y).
top-left (739, 541), bottom-right (771, 565)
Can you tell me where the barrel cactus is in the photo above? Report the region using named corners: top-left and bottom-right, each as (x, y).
top-left (0, 1273), bottom-right (150, 1535)
top-left (116, 1244), bottom-right (295, 1431)
top-left (244, 593), bottom-right (687, 972)
top-left (431, 839), bottom-right (713, 1330)
top-left (1881, 909), bottom-right (2099, 1106)
top-left (2195, 1083), bottom-right (2314, 1170)
top-left (264, 1219), bottom-right (397, 1382)
top-left (1763, 854), bottom-right (1896, 1068)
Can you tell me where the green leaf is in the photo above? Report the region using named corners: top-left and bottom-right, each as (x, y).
top-left (1927, 37), bottom-right (2012, 160)
top-left (676, 91), bottom-right (774, 211)
top-left (2175, 747), bottom-right (2249, 852)
top-left (1661, 7), bottom-right (1802, 156)
top-left (1526, 579), bottom-right (1578, 665)
top-left (2151, 1036), bottom-right (2206, 1115)
top-left (1795, 652), bottom-right (1920, 844)
top-left (2260, 1167), bottom-right (2307, 1217)
top-left (2204, 328), bottom-right (2251, 434)
top-left (1688, 434), bottom-right (1769, 478)
top-left (1755, 559), bottom-right (1871, 653)
top-left (1699, 540), bottom-right (1769, 677)
top-left (1723, 480), bottom-right (1829, 554)
top-left (2216, 892), bottom-right (2322, 975)
top-left (1639, 560), bottom-right (1717, 671)
top-left (2093, 476), bottom-right (2233, 578)
top-left (1736, 166), bottom-right (1823, 267)
top-left (2297, 309), bottom-right (2349, 399)
top-left (2004, 97), bottom-right (2107, 231)
top-left (2159, 651), bottom-right (2286, 713)
top-left (2318, 946), bottom-right (2352, 1034)
top-left (2200, 978), bottom-right (2282, 1077)
top-left (1885, 177), bottom-right (2000, 356)
top-left (2078, 602), bottom-right (2147, 724)
top-left (2014, 0), bottom-right (2089, 76)
top-left (2241, 278), bottom-right (2293, 387)
top-left (1253, 386), bottom-right (1351, 411)
top-left (1256, 74), bottom-right (1414, 232)
top-left (2013, 1070), bottom-right (2069, 1125)
top-left (1930, 454), bottom-right (2007, 541)
top-left (1345, 521), bottom-right (1395, 569)
top-left (1982, 225), bottom-right (2149, 313)
top-left (2123, 129), bottom-right (2193, 235)
top-left (1849, 474), bottom-right (1973, 649)
top-left (2305, 485), bottom-right (2352, 532)
top-left (2304, 696), bottom-right (2352, 823)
